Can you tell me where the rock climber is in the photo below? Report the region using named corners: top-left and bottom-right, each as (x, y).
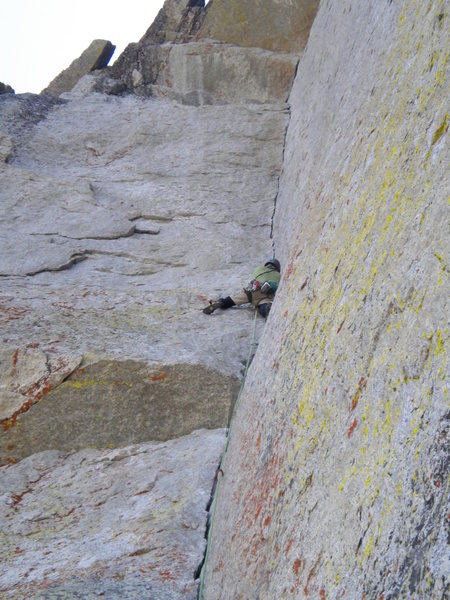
top-left (202, 258), bottom-right (281, 319)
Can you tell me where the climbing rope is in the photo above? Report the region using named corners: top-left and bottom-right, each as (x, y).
top-left (198, 310), bottom-right (258, 599)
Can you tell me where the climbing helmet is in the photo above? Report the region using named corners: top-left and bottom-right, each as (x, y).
top-left (264, 258), bottom-right (281, 272)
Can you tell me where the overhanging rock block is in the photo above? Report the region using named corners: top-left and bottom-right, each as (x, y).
top-left (197, 0), bottom-right (321, 54)
top-left (41, 39), bottom-right (116, 97)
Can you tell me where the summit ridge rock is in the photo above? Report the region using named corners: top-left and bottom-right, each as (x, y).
top-left (105, 0), bottom-right (316, 103)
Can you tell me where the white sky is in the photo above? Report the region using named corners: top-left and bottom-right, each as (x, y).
top-left (0, 0), bottom-right (166, 94)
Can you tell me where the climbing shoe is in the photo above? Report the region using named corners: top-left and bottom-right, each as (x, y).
top-left (203, 301), bottom-right (221, 314)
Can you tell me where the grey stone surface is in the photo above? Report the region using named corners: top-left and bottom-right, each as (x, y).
top-left (0, 2), bottom-right (304, 598)
top-left (203, 1), bottom-right (449, 598)
top-left (109, 39), bottom-right (297, 104)
top-left (59, 72), bottom-right (128, 99)
top-left (0, 347), bottom-right (82, 445)
top-left (0, 14), bottom-right (292, 583)
top-left (108, 0), bottom-right (207, 96)
top-left (0, 347), bottom-right (81, 397)
top-left (0, 93), bottom-right (64, 148)
top-left (41, 40), bottom-right (116, 97)
top-left (0, 390), bottom-right (24, 421)
top-left (12, 1), bottom-right (448, 598)
top-left (0, 428), bottom-right (226, 599)
top-left (0, 85), bottom-right (287, 477)
top-left (0, 131), bottom-right (12, 162)
top-left (148, 41), bottom-right (298, 105)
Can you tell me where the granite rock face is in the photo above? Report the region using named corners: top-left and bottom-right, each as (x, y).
top-left (203, 1), bottom-right (449, 598)
top-left (0, 429), bottom-right (225, 599)
top-left (129, 0), bottom-right (206, 45)
top-left (0, 131), bottom-right (13, 162)
top-left (108, 39), bottom-right (298, 105)
top-left (41, 39), bottom-right (116, 97)
top-left (0, 93), bottom-right (64, 144)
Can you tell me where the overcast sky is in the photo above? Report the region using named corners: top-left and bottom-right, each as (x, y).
top-left (0, 0), bottom-right (166, 94)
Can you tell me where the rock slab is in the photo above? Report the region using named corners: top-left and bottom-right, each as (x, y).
top-left (0, 429), bottom-right (226, 599)
top-left (0, 2), bottom-right (319, 598)
top-left (0, 360), bottom-right (239, 465)
top-left (110, 39), bottom-right (298, 104)
top-left (149, 41), bottom-right (298, 105)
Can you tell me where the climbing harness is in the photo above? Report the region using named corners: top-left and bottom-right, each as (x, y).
top-left (197, 310), bottom-right (258, 599)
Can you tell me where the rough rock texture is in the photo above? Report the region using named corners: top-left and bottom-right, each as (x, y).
top-left (107, 0), bottom-right (316, 102)
top-left (41, 39), bottom-right (116, 97)
top-left (109, 40), bottom-right (298, 104)
top-left (198, 0), bottom-right (321, 53)
top-left (134, 0), bottom-right (206, 44)
top-left (203, 1), bottom-right (449, 598)
top-left (109, 0), bottom-right (208, 93)
top-left (0, 91), bottom-right (285, 376)
top-left (0, 131), bottom-right (13, 162)
top-left (0, 82), bottom-right (15, 95)
top-left (0, 93), bottom-right (64, 144)
top-left (0, 429), bottom-right (225, 599)
top-left (0, 346), bottom-right (82, 422)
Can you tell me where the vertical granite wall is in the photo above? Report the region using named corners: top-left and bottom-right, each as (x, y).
top-left (204, 0), bottom-right (448, 598)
